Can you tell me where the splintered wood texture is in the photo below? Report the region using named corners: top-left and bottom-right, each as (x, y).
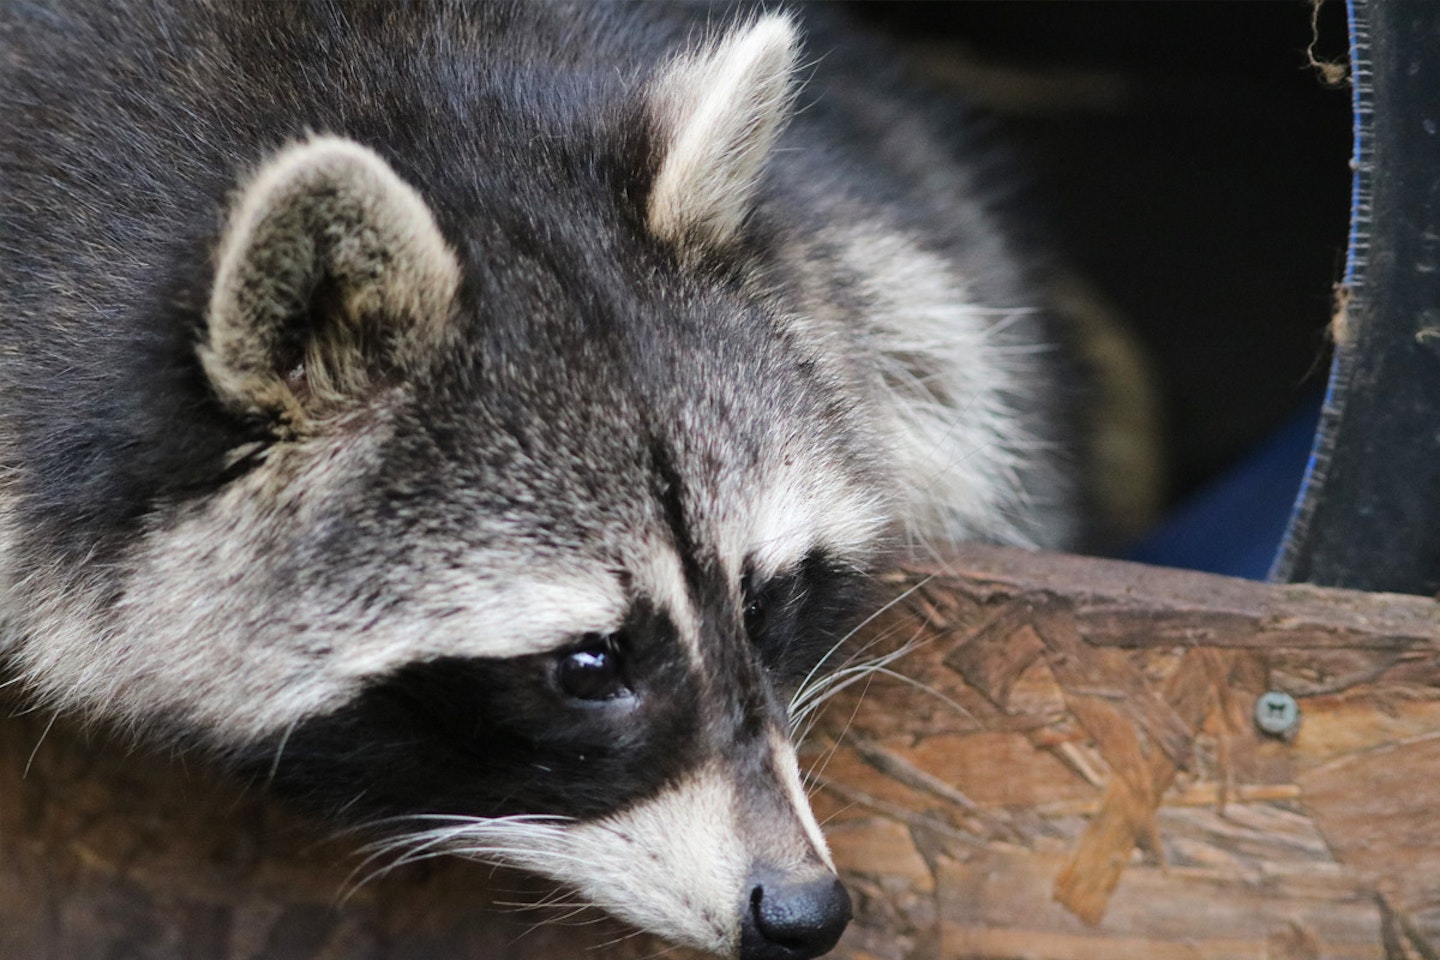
top-left (3, 544), bottom-right (1438, 960)
top-left (807, 545), bottom-right (1440, 960)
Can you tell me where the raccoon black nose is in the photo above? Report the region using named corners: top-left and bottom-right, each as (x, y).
top-left (740, 872), bottom-right (852, 960)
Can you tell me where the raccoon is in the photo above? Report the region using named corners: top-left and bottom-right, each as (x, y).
top-left (0, 2), bottom-right (1079, 958)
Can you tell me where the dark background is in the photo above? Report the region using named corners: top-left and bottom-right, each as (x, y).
top-left (855, 1), bottom-right (1353, 508)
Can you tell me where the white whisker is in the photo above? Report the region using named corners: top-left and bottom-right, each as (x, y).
top-left (23, 711), bottom-right (58, 778)
top-left (264, 717), bottom-right (299, 788)
top-left (787, 571), bottom-right (936, 718)
top-left (803, 674), bottom-right (874, 788)
top-left (337, 813), bottom-right (578, 903)
top-left (790, 631), bottom-right (926, 738)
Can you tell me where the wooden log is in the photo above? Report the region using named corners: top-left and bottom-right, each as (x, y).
top-left (3, 545), bottom-right (1438, 959)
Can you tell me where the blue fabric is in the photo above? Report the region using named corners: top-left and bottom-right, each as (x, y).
top-left (1127, 396), bottom-right (1323, 581)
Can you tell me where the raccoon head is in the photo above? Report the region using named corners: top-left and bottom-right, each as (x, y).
top-left (75, 14), bottom-right (880, 960)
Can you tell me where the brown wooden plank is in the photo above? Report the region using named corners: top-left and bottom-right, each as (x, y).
top-left (940, 544), bottom-right (1440, 650)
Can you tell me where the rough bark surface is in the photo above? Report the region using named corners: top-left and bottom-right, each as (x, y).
top-left (4, 545), bottom-right (1438, 960)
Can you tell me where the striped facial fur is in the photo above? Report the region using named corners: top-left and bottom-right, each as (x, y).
top-left (266, 546), bottom-right (872, 956)
top-left (2, 2), bottom-right (1084, 958)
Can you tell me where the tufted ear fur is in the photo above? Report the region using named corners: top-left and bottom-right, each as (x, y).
top-left (201, 136), bottom-right (460, 432)
top-left (645, 14), bottom-right (799, 252)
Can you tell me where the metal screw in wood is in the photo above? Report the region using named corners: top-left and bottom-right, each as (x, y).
top-left (1254, 691), bottom-right (1301, 737)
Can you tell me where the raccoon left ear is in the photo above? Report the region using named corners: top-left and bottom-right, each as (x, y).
top-left (645, 14), bottom-right (800, 251)
top-left (201, 136), bottom-right (460, 432)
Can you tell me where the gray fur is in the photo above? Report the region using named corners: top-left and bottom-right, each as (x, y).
top-left (0, 2), bottom-right (1081, 957)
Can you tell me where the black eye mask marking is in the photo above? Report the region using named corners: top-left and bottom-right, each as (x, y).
top-left (741, 550), bottom-right (873, 692)
top-left (233, 553), bottom-right (872, 828)
top-left (235, 602), bottom-right (699, 824)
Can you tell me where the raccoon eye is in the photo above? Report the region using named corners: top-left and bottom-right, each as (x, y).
top-left (742, 569), bottom-right (788, 645)
top-left (556, 636), bottom-right (631, 702)
top-left (743, 593), bottom-right (769, 641)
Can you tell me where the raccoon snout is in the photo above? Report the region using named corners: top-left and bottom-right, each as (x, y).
top-left (739, 871), bottom-right (852, 960)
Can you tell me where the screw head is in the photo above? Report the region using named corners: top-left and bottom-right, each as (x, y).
top-left (1254, 691), bottom-right (1300, 737)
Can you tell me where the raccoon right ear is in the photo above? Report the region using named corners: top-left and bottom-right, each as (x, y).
top-left (645, 14), bottom-right (800, 252)
top-left (201, 136), bottom-right (460, 432)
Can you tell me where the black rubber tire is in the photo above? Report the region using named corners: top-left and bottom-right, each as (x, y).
top-left (1273, 0), bottom-right (1440, 596)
